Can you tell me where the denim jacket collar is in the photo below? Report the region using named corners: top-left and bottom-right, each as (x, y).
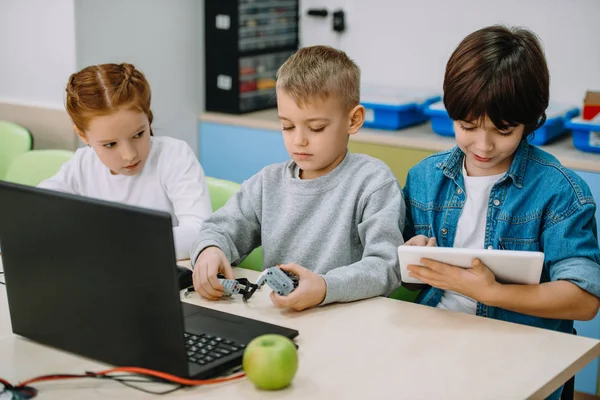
top-left (436, 140), bottom-right (530, 189)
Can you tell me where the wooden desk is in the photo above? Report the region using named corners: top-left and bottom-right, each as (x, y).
top-left (0, 259), bottom-right (599, 399)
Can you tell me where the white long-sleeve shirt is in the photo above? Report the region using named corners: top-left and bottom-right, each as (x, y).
top-left (38, 136), bottom-right (212, 259)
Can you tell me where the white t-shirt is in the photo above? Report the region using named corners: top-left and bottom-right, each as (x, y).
top-left (38, 136), bottom-right (212, 259)
top-left (437, 163), bottom-right (504, 314)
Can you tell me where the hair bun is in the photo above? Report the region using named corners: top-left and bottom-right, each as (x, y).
top-left (66, 62), bottom-right (152, 132)
top-left (121, 63), bottom-right (135, 81)
top-left (66, 74), bottom-right (80, 102)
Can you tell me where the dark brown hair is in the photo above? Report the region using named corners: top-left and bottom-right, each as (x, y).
top-left (444, 25), bottom-right (549, 135)
top-left (66, 63), bottom-right (153, 134)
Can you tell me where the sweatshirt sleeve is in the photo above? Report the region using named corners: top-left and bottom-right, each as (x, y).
top-left (190, 172), bottom-right (263, 265)
top-left (321, 178), bottom-right (405, 304)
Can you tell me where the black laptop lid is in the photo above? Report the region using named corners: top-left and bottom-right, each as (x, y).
top-left (0, 181), bottom-right (188, 376)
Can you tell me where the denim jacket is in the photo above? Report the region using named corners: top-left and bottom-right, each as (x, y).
top-left (403, 140), bottom-right (600, 334)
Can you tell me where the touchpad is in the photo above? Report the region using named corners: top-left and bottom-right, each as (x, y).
top-left (184, 313), bottom-right (245, 341)
top-left (186, 313), bottom-right (243, 328)
top-left (182, 303), bottom-right (244, 326)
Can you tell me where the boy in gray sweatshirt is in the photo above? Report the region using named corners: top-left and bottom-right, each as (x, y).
top-left (191, 45), bottom-right (405, 310)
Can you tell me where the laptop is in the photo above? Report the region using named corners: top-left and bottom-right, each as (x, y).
top-left (0, 181), bottom-right (298, 379)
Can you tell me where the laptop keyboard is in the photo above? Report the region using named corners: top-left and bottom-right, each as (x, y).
top-left (184, 332), bottom-right (246, 366)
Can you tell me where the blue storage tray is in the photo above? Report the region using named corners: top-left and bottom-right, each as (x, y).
top-left (424, 101), bottom-right (454, 137)
top-left (424, 101), bottom-right (580, 145)
top-left (360, 90), bottom-right (441, 130)
top-left (530, 106), bottom-right (580, 145)
top-left (565, 117), bottom-right (600, 154)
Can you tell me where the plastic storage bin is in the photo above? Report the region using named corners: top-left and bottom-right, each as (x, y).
top-left (205, 0), bottom-right (299, 114)
top-left (565, 116), bottom-right (600, 154)
top-left (424, 101), bottom-right (454, 136)
top-left (360, 89), bottom-right (441, 130)
top-left (424, 101), bottom-right (580, 145)
top-left (529, 105), bottom-right (580, 145)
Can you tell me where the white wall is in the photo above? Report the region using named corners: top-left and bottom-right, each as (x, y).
top-left (300, 0), bottom-right (600, 105)
top-left (0, 0), bottom-right (76, 107)
top-left (74, 0), bottom-right (204, 151)
top-left (2, 0), bottom-right (597, 142)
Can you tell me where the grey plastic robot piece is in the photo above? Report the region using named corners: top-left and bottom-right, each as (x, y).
top-left (256, 267), bottom-right (299, 296)
top-left (218, 278), bottom-right (241, 296)
top-left (217, 275), bottom-right (260, 301)
top-left (185, 275), bottom-right (258, 301)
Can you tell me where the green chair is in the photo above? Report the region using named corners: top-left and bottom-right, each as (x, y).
top-left (205, 176), bottom-right (263, 271)
top-left (206, 176), bottom-right (243, 211)
top-left (388, 286), bottom-right (420, 303)
top-left (3, 149), bottom-right (73, 186)
top-left (0, 121), bottom-right (33, 180)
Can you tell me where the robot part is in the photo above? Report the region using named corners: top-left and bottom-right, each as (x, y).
top-left (256, 267), bottom-right (299, 296)
top-left (184, 275), bottom-right (259, 301)
top-left (218, 275), bottom-right (259, 301)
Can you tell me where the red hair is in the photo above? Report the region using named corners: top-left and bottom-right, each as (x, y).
top-left (66, 63), bottom-right (153, 132)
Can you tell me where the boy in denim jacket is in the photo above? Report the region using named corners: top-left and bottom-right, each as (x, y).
top-left (404, 25), bottom-right (600, 332)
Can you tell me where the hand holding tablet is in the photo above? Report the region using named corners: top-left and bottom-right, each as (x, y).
top-left (398, 245), bottom-right (544, 285)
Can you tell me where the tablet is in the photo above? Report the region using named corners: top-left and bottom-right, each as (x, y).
top-left (397, 246), bottom-right (544, 285)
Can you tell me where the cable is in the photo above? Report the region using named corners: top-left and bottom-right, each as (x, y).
top-left (87, 372), bottom-right (185, 395)
top-left (92, 366), bottom-right (245, 386)
top-left (111, 378), bottom-right (184, 395)
top-left (1, 366), bottom-right (245, 398)
top-left (95, 373), bottom-right (185, 395)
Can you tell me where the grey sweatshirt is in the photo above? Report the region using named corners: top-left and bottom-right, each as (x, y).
top-left (190, 152), bottom-right (405, 305)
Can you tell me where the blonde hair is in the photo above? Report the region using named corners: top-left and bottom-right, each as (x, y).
top-left (66, 63), bottom-right (153, 132)
top-left (276, 45), bottom-right (360, 110)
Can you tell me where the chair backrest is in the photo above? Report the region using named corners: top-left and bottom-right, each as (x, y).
top-left (204, 176), bottom-right (263, 271)
top-left (205, 176), bottom-right (241, 211)
top-left (0, 121), bottom-right (33, 179)
top-left (3, 150), bottom-right (74, 187)
top-left (388, 286), bottom-right (419, 303)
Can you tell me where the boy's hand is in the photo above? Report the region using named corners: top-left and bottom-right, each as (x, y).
top-left (407, 258), bottom-right (498, 302)
top-left (270, 263), bottom-right (327, 311)
top-left (192, 246), bottom-right (235, 301)
top-left (404, 235), bottom-right (436, 247)
top-left (402, 236), bottom-right (438, 291)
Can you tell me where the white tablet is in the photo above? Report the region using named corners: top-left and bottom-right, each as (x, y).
top-left (398, 246), bottom-right (544, 285)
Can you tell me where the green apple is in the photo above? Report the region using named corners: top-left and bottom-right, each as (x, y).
top-left (242, 334), bottom-right (298, 390)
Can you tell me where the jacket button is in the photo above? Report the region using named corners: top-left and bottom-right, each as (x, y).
top-left (457, 188), bottom-right (463, 194)
top-left (441, 228), bottom-right (448, 235)
top-left (493, 199), bottom-right (500, 206)
top-left (487, 245), bottom-right (493, 250)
